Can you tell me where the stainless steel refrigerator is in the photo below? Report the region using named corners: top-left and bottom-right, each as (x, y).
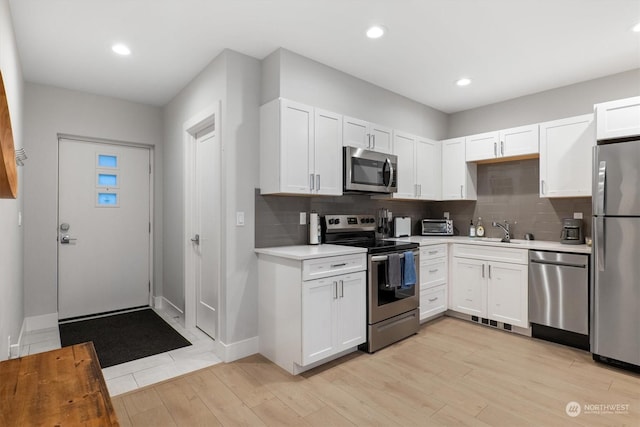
top-left (592, 138), bottom-right (640, 370)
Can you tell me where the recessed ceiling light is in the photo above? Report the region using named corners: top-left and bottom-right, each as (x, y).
top-left (632, 22), bottom-right (640, 32)
top-left (112, 43), bottom-right (131, 56)
top-left (456, 78), bottom-right (472, 87)
top-left (366, 25), bottom-right (386, 39)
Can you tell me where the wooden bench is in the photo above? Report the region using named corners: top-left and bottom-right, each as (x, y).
top-left (0, 342), bottom-right (119, 425)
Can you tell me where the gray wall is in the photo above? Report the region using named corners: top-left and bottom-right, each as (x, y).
top-left (23, 83), bottom-right (164, 318)
top-left (448, 69), bottom-right (640, 137)
top-left (0, 0), bottom-right (24, 360)
top-left (162, 49), bottom-right (261, 346)
top-left (263, 48), bottom-right (450, 140)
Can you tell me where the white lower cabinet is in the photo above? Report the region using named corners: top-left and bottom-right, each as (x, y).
top-left (419, 244), bottom-right (448, 321)
top-left (258, 252), bottom-right (366, 375)
top-left (450, 244), bottom-right (528, 329)
top-left (302, 271), bottom-right (366, 365)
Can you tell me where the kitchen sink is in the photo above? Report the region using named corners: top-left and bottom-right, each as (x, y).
top-left (472, 237), bottom-right (521, 244)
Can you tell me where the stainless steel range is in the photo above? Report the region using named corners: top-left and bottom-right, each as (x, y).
top-left (322, 214), bottom-right (420, 353)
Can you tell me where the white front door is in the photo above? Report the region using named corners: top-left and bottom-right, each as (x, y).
top-left (192, 125), bottom-right (219, 339)
top-left (58, 138), bottom-right (151, 319)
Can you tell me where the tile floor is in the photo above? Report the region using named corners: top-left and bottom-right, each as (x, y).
top-left (18, 305), bottom-right (222, 397)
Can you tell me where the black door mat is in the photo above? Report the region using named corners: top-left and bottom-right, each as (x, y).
top-left (59, 309), bottom-right (191, 368)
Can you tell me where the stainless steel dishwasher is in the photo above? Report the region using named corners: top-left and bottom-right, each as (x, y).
top-left (529, 250), bottom-right (590, 350)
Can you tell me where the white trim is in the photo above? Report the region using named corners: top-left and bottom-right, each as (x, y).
top-left (160, 296), bottom-right (183, 314)
top-left (217, 336), bottom-right (259, 363)
top-left (25, 313), bottom-right (58, 332)
top-left (152, 296), bottom-right (164, 309)
top-left (183, 103), bottom-right (221, 338)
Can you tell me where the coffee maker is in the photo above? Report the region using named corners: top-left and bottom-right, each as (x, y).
top-left (560, 218), bottom-right (585, 244)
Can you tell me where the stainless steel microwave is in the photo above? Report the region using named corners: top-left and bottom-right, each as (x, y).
top-left (421, 219), bottom-right (454, 236)
top-left (343, 146), bottom-right (397, 194)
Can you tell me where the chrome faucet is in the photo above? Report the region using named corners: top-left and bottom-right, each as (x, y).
top-left (492, 220), bottom-right (511, 243)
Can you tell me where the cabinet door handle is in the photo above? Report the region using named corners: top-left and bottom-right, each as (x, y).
top-left (367, 133), bottom-right (371, 148)
top-left (372, 134), bottom-right (376, 150)
top-left (316, 174), bottom-right (320, 192)
top-left (494, 142), bottom-right (497, 157)
top-left (428, 297), bottom-right (438, 302)
top-left (428, 250), bottom-right (438, 255)
top-left (500, 141), bottom-right (504, 156)
top-left (488, 264), bottom-right (492, 279)
top-left (540, 179), bottom-right (545, 195)
top-left (333, 282), bottom-right (338, 299)
top-left (418, 184), bottom-right (422, 197)
top-left (482, 264), bottom-right (485, 278)
top-left (460, 185), bottom-right (464, 199)
top-left (331, 263), bottom-right (347, 268)
top-left (310, 174), bottom-right (314, 191)
top-left (339, 280), bottom-right (344, 298)
top-left (428, 269), bottom-right (439, 273)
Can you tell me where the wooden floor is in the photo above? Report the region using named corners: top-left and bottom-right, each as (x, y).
top-left (112, 317), bottom-right (640, 426)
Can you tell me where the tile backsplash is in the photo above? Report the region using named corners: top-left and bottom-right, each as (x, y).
top-left (255, 158), bottom-right (592, 247)
top-left (429, 159), bottom-right (592, 241)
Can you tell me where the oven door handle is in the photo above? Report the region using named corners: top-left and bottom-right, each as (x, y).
top-left (382, 158), bottom-right (394, 189)
top-left (371, 251), bottom-right (418, 262)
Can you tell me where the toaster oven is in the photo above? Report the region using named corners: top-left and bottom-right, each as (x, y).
top-left (421, 219), bottom-right (453, 236)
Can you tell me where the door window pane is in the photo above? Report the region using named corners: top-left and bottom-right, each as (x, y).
top-left (98, 154), bottom-right (118, 168)
top-left (97, 192), bottom-right (118, 206)
top-left (97, 173), bottom-right (118, 187)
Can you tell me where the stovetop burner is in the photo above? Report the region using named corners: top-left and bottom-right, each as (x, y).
top-left (322, 214), bottom-right (418, 254)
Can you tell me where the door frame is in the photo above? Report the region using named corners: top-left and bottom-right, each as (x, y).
top-left (57, 134), bottom-right (155, 315)
top-left (183, 102), bottom-right (222, 338)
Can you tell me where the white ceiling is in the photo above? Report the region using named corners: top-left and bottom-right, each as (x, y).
top-left (8, 0), bottom-right (640, 113)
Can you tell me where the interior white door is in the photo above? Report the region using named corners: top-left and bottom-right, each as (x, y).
top-left (58, 139), bottom-right (151, 319)
top-left (192, 126), bottom-right (220, 339)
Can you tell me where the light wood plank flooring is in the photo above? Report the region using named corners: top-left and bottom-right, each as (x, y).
top-left (113, 317), bottom-right (640, 426)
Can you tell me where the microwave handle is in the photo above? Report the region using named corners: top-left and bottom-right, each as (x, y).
top-left (383, 158), bottom-right (394, 189)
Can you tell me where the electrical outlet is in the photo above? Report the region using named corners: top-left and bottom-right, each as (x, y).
top-left (300, 212), bottom-right (306, 225)
top-left (444, 212), bottom-right (450, 219)
top-left (573, 212), bottom-right (583, 219)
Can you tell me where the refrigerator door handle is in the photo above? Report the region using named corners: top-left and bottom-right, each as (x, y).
top-left (595, 216), bottom-right (605, 272)
top-left (596, 160), bottom-right (606, 215)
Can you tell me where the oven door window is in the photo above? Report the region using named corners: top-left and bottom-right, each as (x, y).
top-left (373, 259), bottom-right (415, 305)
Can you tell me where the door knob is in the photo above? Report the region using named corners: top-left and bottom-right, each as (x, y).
top-left (191, 234), bottom-right (200, 245)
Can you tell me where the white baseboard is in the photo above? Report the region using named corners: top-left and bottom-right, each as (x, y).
top-left (153, 296), bottom-right (164, 309)
top-left (25, 313), bottom-right (58, 332)
top-left (217, 336), bottom-right (258, 363)
top-left (161, 297), bottom-right (183, 314)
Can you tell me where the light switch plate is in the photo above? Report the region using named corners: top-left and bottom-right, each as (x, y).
top-left (236, 211), bottom-right (245, 226)
top-left (300, 212), bottom-right (306, 225)
top-left (573, 212), bottom-right (583, 219)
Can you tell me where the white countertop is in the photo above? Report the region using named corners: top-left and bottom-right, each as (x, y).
top-left (390, 236), bottom-right (592, 254)
top-left (255, 244), bottom-right (367, 260)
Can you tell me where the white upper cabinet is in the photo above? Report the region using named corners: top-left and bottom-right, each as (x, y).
top-left (465, 131), bottom-right (499, 162)
top-left (595, 96), bottom-right (640, 140)
top-left (441, 137), bottom-right (477, 200)
top-left (343, 116), bottom-right (392, 154)
top-left (392, 131), bottom-right (416, 199)
top-left (314, 109), bottom-right (343, 195)
top-left (260, 98), bottom-right (342, 196)
top-left (465, 124), bottom-right (539, 162)
top-left (415, 136), bottom-right (442, 200)
top-left (539, 114), bottom-right (595, 198)
top-left (391, 132), bottom-right (441, 200)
